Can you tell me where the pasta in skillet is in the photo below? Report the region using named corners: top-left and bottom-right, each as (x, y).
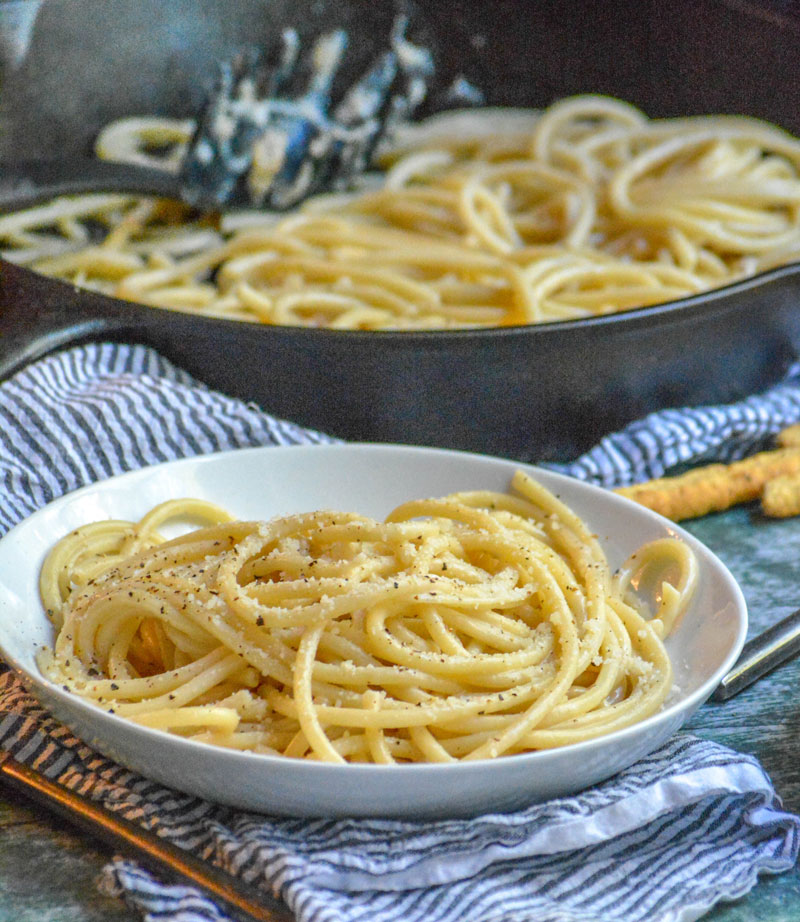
top-left (38, 470), bottom-right (698, 763)
top-left (4, 94), bottom-right (800, 329)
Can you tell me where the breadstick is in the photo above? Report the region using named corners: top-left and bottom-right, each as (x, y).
top-left (762, 474), bottom-right (800, 518)
top-left (615, 448), bottom-right (800, 521)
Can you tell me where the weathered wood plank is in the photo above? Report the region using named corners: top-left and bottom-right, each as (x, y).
top-left (680, 506), bottom-right (800, 919)
top-left (0, 797), bottom-right (138, 921)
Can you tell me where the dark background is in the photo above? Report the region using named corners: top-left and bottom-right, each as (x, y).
top-left (2, 0), bottom-right (800, 158)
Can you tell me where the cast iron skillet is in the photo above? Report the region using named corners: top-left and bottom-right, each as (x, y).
top-left (2, 0), bottom-right (800, 463)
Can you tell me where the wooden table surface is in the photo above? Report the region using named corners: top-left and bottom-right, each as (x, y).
top-left (1, 501), bottom-right (800, 920)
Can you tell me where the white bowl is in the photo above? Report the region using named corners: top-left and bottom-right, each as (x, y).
top-left (0, 443), bottom-right (747, 818)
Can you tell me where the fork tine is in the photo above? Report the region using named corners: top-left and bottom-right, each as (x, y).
top-left (319, 13), bottom-right (435, 194)
top-left (265, 28), bottom-right (300, 97)
top-left (386, 14), bottom-right (435, 125)
top-left (262, 29), bottom-right (349, 205)
top-left (334, 50), bottom-right (398, 127)
top-left (309, 49), bottom-right (398, 193)
top-left (305, 29), bottom-right (348, 104)
top-left (322, 14), bottom-right (434, 187)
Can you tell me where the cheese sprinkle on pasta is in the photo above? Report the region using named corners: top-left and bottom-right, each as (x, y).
top-left (38, 471), bottom-right (697, 763)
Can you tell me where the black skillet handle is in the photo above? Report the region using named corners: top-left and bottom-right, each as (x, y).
top-left (0, 258), bottom-right (149, 380)
top-left (0, 160), bottom-right (183, 380)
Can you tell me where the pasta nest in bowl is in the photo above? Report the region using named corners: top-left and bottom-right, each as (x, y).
top-left (39, 469), bottom-right (697, 764)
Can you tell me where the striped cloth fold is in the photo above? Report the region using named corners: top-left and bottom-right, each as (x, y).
top-left (1, 341), bottom-right (799, 922)
top-left (550, 362), bottom-right (800, 487)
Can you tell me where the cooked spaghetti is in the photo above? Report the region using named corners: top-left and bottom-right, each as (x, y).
top-left (4, 94), bottom-right (800, 329)
top-left (38, 470), bottom-right (698, 763)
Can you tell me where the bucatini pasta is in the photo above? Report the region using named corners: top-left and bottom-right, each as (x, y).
top-left (38, 470), bottom-right (698, 763)
top-left (4, 94), bottom-right (800, 330)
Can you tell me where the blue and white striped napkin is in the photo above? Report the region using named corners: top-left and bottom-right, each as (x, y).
top-left (1, 342), bottom-right (799, 922)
